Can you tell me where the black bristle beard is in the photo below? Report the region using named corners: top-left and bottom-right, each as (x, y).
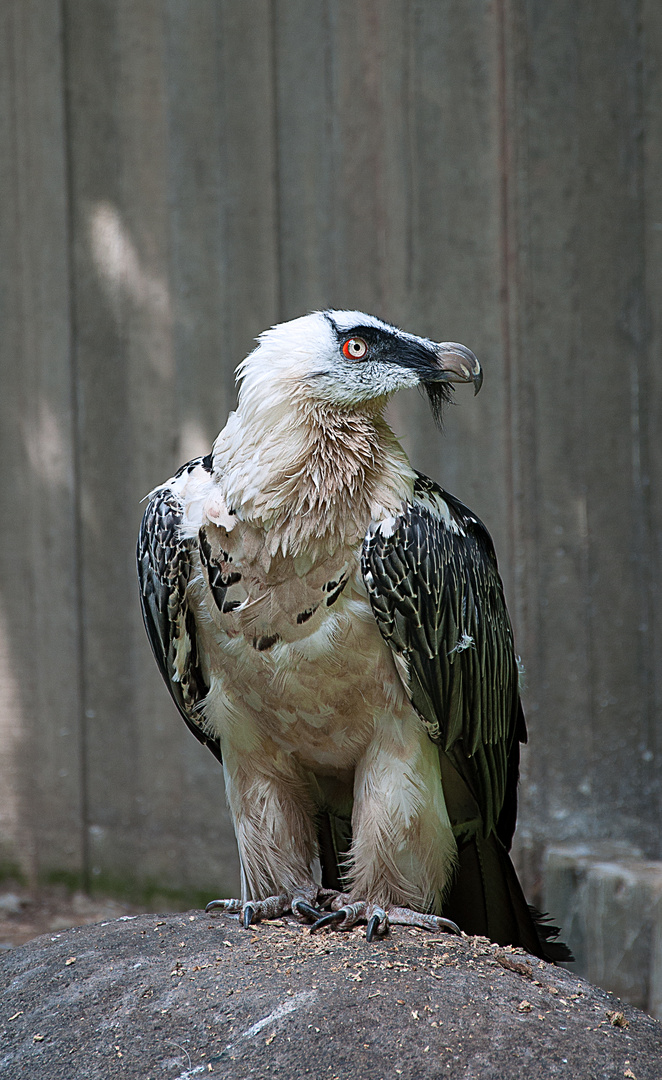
top-left (423, 381), bottom-right (454, 429)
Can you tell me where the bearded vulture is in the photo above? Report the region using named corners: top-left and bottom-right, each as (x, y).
top-left (137, 310), bottom-right (569, 959)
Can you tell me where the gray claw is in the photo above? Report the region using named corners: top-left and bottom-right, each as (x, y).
top-left (309, 910), bottom-right (345, 933)
top-left (205, 899), bottom-right (226, 912)
top-left (366, 913), bottom-right (384, 942)
top-left (243, 904), bottom-right (255, 929)
top-left (438, 917), bottom-right (461, 936)
top-left (292, 899), bottom-right (322, 922)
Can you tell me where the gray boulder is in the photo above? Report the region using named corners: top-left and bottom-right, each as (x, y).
top-left (1, 910), bottom-right (660, 1078)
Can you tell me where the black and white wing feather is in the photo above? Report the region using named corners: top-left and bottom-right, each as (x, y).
top-left (137, 462), bottom-right (222, 765)
top-left (362, 473), bottom-right (521, 841)
top-left (363, 474), bottom-right (572, 960)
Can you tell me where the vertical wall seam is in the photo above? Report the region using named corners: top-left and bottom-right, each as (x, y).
top-left (6, 0), bottom-right (37, 884)
top-left (632, 0), bottom-right (657, 843)
top-left (269, 0), bottom-right (283, 322)
top-left (59, 0), bottom-right (90, 891)
top-left (403, 0), bottom-right (414, 301)
top-left (325, 0), bottom-right (340, 298)
top-left (566, 3), bottom-right (595, 840)
top-left (496, 0), bottom-right (550, 893)
top-left (495, 0), bottom-right (516, 593)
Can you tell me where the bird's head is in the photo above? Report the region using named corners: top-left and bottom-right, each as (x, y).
top-left (235, 310), bottom-right (481, 425)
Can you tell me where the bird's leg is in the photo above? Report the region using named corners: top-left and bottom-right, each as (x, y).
top-left (207, 748), bottom-right (342, 927)
top-left (320, 717), bottom-right (460, 940)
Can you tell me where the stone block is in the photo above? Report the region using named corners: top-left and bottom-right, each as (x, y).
top-left (544, 843), bottom-right (662, 1018)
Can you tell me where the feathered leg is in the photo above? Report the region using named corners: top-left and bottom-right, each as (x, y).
top-left (311, 716), bottom-right (460, 939)
top-left (206, 742), bottom-right (340, 925)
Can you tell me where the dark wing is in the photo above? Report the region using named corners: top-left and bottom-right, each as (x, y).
top-left (362, 473), bottom-right (521, 841)
top-left (137, 474), bottom-right (222, 765)
top-left (362, 474), bottom-right (571, 960)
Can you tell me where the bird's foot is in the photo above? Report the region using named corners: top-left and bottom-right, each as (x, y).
top-left (205, 886), bottom-right (340, 929)
top-left (309, 895), bottom-right (461, 942)
top-left (206, 889), bottom-right (460, 942)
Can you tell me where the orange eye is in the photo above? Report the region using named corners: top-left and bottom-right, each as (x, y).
top-left (342, 337), bottom-right (368, 360)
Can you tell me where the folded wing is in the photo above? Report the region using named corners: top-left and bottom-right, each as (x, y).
top-left (137, 464), bottom-right (222, 765)
top-left (362, 473), bottom-right (570, 960)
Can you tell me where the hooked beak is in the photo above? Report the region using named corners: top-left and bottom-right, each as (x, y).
top-left (431, 342), bottom-right (483, 395)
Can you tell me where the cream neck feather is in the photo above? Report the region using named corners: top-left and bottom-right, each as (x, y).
top-left (211, 385), bottom-right (416, 560)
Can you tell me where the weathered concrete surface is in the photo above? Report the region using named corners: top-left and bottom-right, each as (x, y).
top-left (545, 844), bottom-right (662, 1019)
top-left (1, 912), bottom-right (660, 1079)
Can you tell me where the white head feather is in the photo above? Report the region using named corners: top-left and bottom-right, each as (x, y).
top-left (210, 310), bottom-right (478, 558)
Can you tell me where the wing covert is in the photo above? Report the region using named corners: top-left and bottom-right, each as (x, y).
top-left (137, 473), bottom-right (222, 764)
top-left (362, 474), bottom-right (523, 839)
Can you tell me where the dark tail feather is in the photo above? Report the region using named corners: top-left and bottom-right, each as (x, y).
top-left (317, 809), bottom-right (353, 891)
top-left (317, 810), bottom-right (343, 891)
top-left (442, 831), bottom-right (572, 963)
top-left (528, 905), bottom-right (574, 963)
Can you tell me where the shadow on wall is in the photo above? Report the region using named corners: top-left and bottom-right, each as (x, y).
top-left (1, 188), bottom-right (240, 903)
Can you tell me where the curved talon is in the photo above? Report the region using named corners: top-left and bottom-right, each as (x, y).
top-left (309, 910), bottom-right (346, 933)
top-left (205, 899), bottom-right (227, 913)
top-left (292, 899), bottom-right (322, 922)
top-left (436, 917), bottom-right (461, 936)
top-left (243, 904), bottom-right (256, 929)
top-left (366, 913), bottom-right (387, 942)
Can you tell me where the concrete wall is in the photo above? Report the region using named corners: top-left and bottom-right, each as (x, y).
top-left (1, 0), bottom-right (661, 990)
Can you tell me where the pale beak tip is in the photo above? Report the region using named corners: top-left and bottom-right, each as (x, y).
top-left (434, 342), bottom-right (482, 394)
